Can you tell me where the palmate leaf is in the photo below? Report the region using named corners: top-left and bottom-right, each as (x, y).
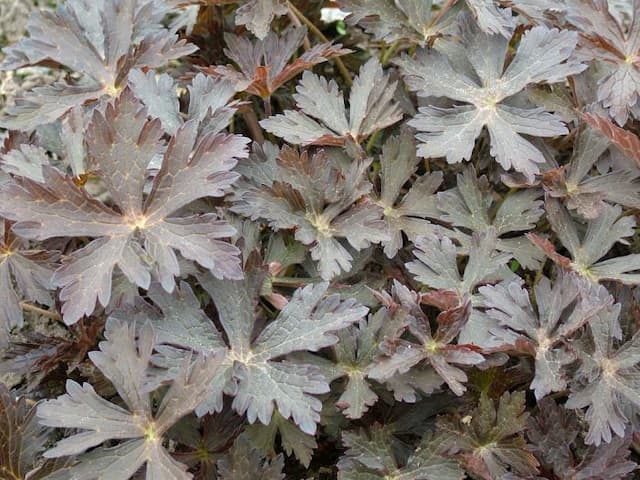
top-left (135, 275), bottom-right (367, 435)
top-left (0, 318), bottom-right (104, 392)
top-left (330, 309), bottom-right (402, 418)
top-left (529, 199), bottom-right (640, 284)
top-left (407, 230), bottom-right (512, 298)
top-left (235, 0), bottom-right (288, 39)
top-left (203, 26), bottom-right (350, 98)
top-left (37, 318), bottom-right (225, 480)
top-left (244, 410), bottom-right (317, 468)
top-left (0, 0), bottom-right (197, 130)
top-left (202, 275), bottom-right (367, 433)
top-left (368, 281), bottom-right (484, 397)
top-left (566, 303), bottom-right (640, 446)
top-left (166, 407), bottom-right (244, 480)
top-left (216, 434), bottom-right (284, 480)
top-left (563, 0), bottom-right (640, 125)
top-left (232, 147), bottom-right (389, 280)
top-left (260, 58), bottom-right (403, 146)
top-left (407, 229), bottom-right (513, 347)
top-left (528, 398), bottom-right (638, 479)
top-left (437, 166), bottom-right (545, 269)
top-left (479, 271), bottom-right (612, 399)
top-left (0, 383), bottom-right (61, 480)
top-left (330, 331), bottom-right (383, 419)
top-left (292, 305), bottom-right (406, 419)
top-left (128, 71), bottom-right (241, 137)
top-left (373, 131), bottom-right (443, 258)
top-left (338, 425), bottom-right (464, 480)
top-left (543, 125), bottom-right (640, 219)
top-left (340, 0), bottom-right (514, 44)
top-left (0, 88), bottom-right (248, 323)
top-left (438, 391), bottom-right (540, 479)
top-left (338, 0), bottom-right (463, 45)
top-left (396, 15), bottom-right (586, 180)
top-left (0, 222), bottom-right (55, 345)
top-left (527, 397), bottom-right (581, 477)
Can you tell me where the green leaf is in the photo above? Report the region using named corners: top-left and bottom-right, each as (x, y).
top-left (338, 425), bottom-right (464, 479)
top-left (438, 391), bottom-right (539, 478)
top-left (244, 410), bottom-right (317, 467)
top-left (217, 434), bottom-right (285, 479)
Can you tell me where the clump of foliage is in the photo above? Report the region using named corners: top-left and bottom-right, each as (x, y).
top-left (1, 0), bottom-right (640, 478)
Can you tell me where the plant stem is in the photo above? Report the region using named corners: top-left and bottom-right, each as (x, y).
top-left (366, 130), bottom-right (381, 154)
top-left (263, 96), bottom-right (273, 117)
top-left (241, 107), bottom-right (265, 143)
top-left (287, 8), bottom-right (311, 49)
top-left (271, 276), bottom-right (316, 287)
top-left (287, 1), bottom-right (352, 87)
top-left (20, 301), bottom-right (61, 321)
top-left (381, 40), bottom-right (401, 66)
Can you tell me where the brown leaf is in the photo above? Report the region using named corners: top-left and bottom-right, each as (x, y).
top-left (421, 289), bottom-right (461, 311)
top-left (203, 29), bottom-right (351, 98)
top-left (435, 296), bottom-right (472, 344)
top-left (580, 111), bottom-right (640, 168)
top-left (541, 166), bottom-right (568, 195)
top-left (526, 232), bottom-right (572, 269)
top-left (0, 318), bottom-right (104, 391)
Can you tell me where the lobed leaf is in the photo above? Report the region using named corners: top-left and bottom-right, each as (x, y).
top-left (397, 18), bottom-right (585, 179)
top-left (0, 0), bottom-right (197, 130)
top-left (0, 89), bottom-right (247, 323)
top-left (261, 58), bottom-right (402, 146)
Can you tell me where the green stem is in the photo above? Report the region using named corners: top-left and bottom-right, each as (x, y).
top-left (366, 130), bottom-right (382, 154)
top-left (381, 40), bottom-right (401, 66)
top-left (530, 258), bottom-right (548, 308)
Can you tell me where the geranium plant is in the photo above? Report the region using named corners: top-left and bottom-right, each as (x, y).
top-left (1, 0), bottom-right (640, 478)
